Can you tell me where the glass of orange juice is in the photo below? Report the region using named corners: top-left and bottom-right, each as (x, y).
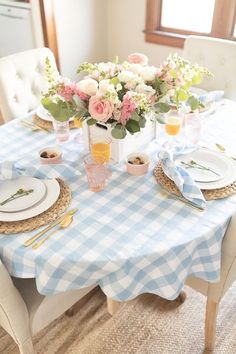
top-left (90, 135), bottom-right (112, 163)
top-left (164, 111), bottom-right (183, 149)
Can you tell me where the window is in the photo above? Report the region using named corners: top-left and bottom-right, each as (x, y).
top-left (145, 0), bottom-right (236, 48)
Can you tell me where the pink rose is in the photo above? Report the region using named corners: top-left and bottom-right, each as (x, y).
top-left (128, 53), bottom-right (148, 66)
top-left (89, 96), bottom-right (114, 122)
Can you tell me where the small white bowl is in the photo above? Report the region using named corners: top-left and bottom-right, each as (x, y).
top-left (39, 147), bottom-right (62, 164)
top-left (126, 153), bottom-right (150, 176)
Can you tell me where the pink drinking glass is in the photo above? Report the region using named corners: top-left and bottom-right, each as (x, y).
top-left (52, 119), bottom-right (70, 144)
top-left (84, 155), bottom-right (108, 192)
top-left (185, 113), bottom-right (202, 145)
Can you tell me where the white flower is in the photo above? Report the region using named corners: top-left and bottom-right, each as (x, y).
top-left (118, 70), bottom-right (137, 83)
top-left (98, 79), bottom-right (115, 94)
top-left (135, 84), bottom-right (155, 97)
top-left (139, 66), bottom-right (157, 82)
top-left (126, 63), bottom-right (142, 75)
top-left (77, 78), bottom-right (98, 96)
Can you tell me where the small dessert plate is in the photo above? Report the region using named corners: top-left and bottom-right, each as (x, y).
top-left (126, 153), bottom-right (150, 176)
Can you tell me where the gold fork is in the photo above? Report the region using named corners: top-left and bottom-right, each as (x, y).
top-left (32, 214), bottom-right (74, 250)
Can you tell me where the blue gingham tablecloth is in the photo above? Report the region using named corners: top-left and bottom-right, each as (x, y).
top-left (0, 99), bottom-right (236, 301)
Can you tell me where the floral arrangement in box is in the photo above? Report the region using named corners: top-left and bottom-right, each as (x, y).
top-left (41, 53), bottom-right (211, 138)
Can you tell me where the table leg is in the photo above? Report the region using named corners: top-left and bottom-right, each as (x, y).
top-left (107, 297), bottom-right (120, 315)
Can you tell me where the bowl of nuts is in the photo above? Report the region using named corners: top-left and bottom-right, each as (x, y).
top-left (126, 153), bottom-right (150, 176)
top-left (39, 147), bottom-right (62, 164)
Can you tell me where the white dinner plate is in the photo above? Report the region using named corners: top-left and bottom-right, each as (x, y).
top-left (0, 179), bottom-right (60, 222)
top-left (0, 177), bottom-right (46, 213)
top-left (176, 149), bottom-right (229, 182)
top-left (36, 105), bottom-right (73, 122)
top-left (163, 149), bottom-right (236, 190)
top-left (36, 105), bottom-right (53, 122)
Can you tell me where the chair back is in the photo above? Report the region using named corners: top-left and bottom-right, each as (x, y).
top-left (183, 35), bottom-right (236, 100)
top-left (0, 47), bottom-right (58, 122)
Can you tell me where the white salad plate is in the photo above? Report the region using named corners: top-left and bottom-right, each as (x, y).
top-left (0, 177), bottom-right (46, 213)
top-left (0, 179), bottom-right (60, 222)
top-left (176, 149), bottom-right (229, 183)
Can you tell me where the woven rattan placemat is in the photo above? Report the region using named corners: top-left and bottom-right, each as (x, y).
top-left (33, 115), bottom-right (77, 130)
top-left (154, 162), bottom-right (236, 201)
top-left (0, 179), bottom-right (71, 234)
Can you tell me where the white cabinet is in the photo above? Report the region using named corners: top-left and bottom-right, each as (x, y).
top-left (0, 1), bottom-right (35, 57)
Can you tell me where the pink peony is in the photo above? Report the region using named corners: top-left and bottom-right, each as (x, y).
top-left (89, 96), bottom-right (114, 122)
top-left (128, 53), bottom-right (148, 66)
top-left (117, 93), bottom-right (137, 125)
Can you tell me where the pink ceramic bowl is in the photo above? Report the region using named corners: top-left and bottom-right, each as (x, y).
top-left (126, 153), bottom-right (150, 176)
top-left (39, 147), bottom-right (62, 164)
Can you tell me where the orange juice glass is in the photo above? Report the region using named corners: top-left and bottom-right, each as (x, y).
top-left (165, 116), bottom-right (182, 136)
top-left (90, 136), bottom-right (112, 163)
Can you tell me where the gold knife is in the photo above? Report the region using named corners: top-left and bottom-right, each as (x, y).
top-left (21, 120), bottom-right (51, 133)
top-left (24, 208), bottom-right (78, 247)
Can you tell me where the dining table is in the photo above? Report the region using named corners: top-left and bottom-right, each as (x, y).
top-left (0, 97), bottom-right (236, 315)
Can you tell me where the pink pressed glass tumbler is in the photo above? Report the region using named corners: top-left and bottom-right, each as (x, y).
top-left (84, 155), bottom-right (108, 192)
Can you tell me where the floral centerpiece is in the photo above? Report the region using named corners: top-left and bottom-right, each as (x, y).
top-left (41, 53), bottom-right (211, 139)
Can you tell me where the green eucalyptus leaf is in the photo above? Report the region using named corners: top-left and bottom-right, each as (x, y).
top-left (187, 95), bottom-right (201, 111)
top-left (125, 119), bottom-right (140, 134)
top-left (139, 115), bottom-right (146, 128)
top-left (111, 125), bottom-right (127, 139)
top-left (87, 118), bottom-right (97, 126)
top-left (154, 102), bottom-right (170, 113)
top-left (130, 111), bottom-right (140, 122)
top-left (155, 114), bottom-right (166, 124)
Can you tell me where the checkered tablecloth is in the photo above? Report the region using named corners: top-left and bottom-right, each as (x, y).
top-left (0, 100), bottom-right (236, 301)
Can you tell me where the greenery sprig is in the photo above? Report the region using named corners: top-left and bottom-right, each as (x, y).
top-left (0, 188), bottom-right (34, 206)
top-left (181, 160), bottom-right (220, 176)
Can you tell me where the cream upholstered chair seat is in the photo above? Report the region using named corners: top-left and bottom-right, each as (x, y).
top-left (0, 261), bottom-right (95, 354)
top-left (0, 47), bottom-right (58, 122)
top-left (183, 35), bottom-right (236, 100)
top-left (186, 214), bottom-right (236, 351)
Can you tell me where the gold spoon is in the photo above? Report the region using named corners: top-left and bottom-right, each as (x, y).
top-left (215, 143), bottom-right (236, 160)
top-left (32, 214), bottom-right (74, 250)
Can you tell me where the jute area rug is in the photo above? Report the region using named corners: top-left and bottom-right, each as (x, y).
top-left (1, 284), bottom-right (236, 354)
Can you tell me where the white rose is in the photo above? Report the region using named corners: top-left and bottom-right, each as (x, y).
top-left (135, 84), bottom-right (155, 97)
top-left (98, 79), bottom-right (115, 94)
top-left (77, 78), bottom-right (98, 96)
top-left (127, 63), bottom-right (142, 75)
top-left (140, 66), bottom-right (157, 82)
top-left (118, 70), bottom-right (137, 83)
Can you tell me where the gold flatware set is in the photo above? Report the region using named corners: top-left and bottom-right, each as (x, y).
top-left (24, 209), bottom-right (78, 249)
top-left (20, 120), bottom-right (52, 133)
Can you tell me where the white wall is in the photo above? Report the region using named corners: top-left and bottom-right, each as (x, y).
top-left (53, 0), bottom-right (107, 79)
top-left (53, 0), bottom-right (183, 79)
top-left (107, 0), bottom-right (182, 66)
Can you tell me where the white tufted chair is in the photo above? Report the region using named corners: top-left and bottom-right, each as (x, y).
top-left (0, 259), bottom-right (96, 354)
top-left (185, 214), bottom-right (236, 351)
top-left (0, 47), bottom-right (58, 122)
top-left (183, 35), bottom-right (236, 100)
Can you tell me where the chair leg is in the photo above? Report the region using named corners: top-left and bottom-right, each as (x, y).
top-left (205, 298), bottom-right (219, 351)
top-left (107, 298), bottom-right (120, 315)
top-left (18, 337), bottom-right (34, 354)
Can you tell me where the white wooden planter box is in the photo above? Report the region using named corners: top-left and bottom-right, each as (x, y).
top-left (82, 116), bottom-right (156, 163)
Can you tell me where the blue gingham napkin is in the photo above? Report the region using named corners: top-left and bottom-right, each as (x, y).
top-left (158, 146), bottom-right (206, 209)
top-left (198, 90), bottom-right (224, 104)
top-left (0, 160), bottom-right (81, 181)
